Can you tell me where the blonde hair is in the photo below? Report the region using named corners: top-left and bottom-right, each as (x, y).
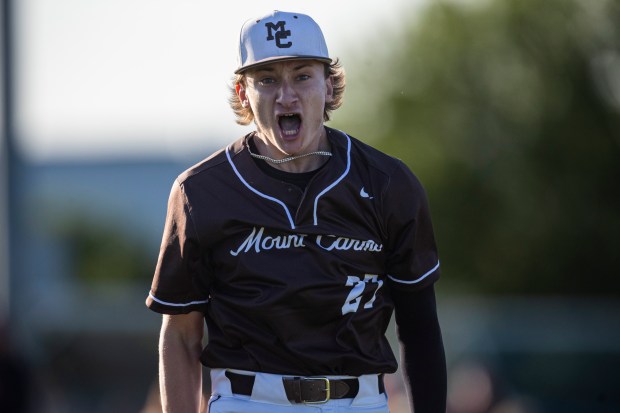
top-left (228, 59), bottom-right (346, 126)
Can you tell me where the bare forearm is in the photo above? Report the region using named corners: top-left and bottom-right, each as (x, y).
top-left (159, 313), bottom-right (205, 413)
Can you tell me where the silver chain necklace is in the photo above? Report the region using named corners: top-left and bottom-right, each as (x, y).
top-left (247, 143), bottom-right (332, 165)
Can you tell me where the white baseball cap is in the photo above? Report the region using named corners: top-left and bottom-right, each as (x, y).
top-left (235, 10), bottom-right (332, 74)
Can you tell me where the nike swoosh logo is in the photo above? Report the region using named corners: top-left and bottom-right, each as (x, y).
top-left (360, 187), bottom-right (373, 199)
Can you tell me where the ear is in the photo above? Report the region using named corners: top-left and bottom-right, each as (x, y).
top-left (236, 83), bottom-right (249, 108)
top-left (325, 75), bottom-right (334, 104)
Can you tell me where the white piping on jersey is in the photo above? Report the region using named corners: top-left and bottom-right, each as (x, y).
top-left (387, 260), bottom-right (440, 285)
top-left (313, 132), bottom-right (352, 226)
top-left (148, 292), bottom-right (209, 307)
top-left (226, 145), bottom-right (297, 229)
top-left (226, 133), bottom-right (352, 229)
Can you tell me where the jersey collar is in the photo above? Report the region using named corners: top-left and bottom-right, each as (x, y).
top-left (225, 127), bottom-right (352, 229)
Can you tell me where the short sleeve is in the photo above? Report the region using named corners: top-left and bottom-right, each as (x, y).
top-left (145, 180), bottom-right (210, 314)
top-left (384, 162), bottom-right (440, 291)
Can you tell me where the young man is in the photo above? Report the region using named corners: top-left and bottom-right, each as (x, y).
top-left (146, 10), bottom-right (446, 413)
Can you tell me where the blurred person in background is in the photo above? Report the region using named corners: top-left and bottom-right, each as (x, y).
top-left (447, 359), bottom-right (541, 413)
top-left (146, 10), bottom-right (446, 413)
top-left (0, 319), bottom-right (33, 413)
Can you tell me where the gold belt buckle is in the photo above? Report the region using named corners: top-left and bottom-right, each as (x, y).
top-left (302, 377), bottom-right (330, 404)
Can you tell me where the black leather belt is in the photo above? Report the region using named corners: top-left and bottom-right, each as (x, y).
top-left (225, 371), bottom-right (385, 404)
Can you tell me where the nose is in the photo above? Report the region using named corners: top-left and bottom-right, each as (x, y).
top-left (275, 79), bottom-right (298, 107)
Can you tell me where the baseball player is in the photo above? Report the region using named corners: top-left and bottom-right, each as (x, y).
top-left (146, 10), bottom-right (446, 413)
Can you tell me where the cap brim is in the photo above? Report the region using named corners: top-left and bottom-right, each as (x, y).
top-left (235, 55), bottom-right (332, 74)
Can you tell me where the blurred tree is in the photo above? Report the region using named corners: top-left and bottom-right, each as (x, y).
top-left (340, 0), bottom-right (620, 294)
top-left (55, 215), bottom-right (155, 284)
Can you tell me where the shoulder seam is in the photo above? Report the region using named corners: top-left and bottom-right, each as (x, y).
top-left (177, 148), bottom-right (229, 185)
top-left (175, 179), bottom-right (204, 248)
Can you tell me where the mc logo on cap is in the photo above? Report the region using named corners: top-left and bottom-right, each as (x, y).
top-left (236, 10), bottom-right (331, 74)
top-left (265, 21), bottom-right (292, 48)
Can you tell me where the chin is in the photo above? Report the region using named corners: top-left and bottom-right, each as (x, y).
top-left (278, 134), bottom-right (305, 152)
top-left (279, 134), bottom-right (301, 145)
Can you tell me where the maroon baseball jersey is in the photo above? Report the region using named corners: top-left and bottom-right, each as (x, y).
top-left (146, 127), bottom-right (440, 376)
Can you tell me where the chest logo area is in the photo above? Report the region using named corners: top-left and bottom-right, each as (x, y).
top-left (230, 226), bottom-right (307, 256)
top-left (229, 226), bottom-right (383, 256)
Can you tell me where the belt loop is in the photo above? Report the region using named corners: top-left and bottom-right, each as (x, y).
top-left (250, 371), bottom-right (292, 405)
top-left (351, 374), bottom-right (386, 407)
top-left (210, 369), bottom-right (234, 397)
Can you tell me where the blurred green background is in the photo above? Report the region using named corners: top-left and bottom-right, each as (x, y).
top-left (339, 0), bottom-right (620, 297)
top-left (1, 0), bottom-right (619, 412)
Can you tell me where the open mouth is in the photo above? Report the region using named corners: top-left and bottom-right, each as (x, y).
top-left (278, 113), bottom-right (302, 136)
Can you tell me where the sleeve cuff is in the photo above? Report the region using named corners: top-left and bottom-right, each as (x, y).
top-left (145, 292), bottom-right (209, 315)
top-left (387, 261), bottom-right (440, 291)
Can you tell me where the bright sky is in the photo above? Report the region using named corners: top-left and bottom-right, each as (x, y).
top-left (15, 0), bottom-right (424, 160)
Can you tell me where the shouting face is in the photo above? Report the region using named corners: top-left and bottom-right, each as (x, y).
top-left (237, 60), bottom-right (334, 171)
